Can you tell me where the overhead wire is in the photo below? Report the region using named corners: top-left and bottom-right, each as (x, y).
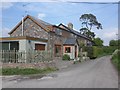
top-left (66, 1), bottom-right (119, 4)
top-left (1, 2), bottom-right (118, 23)
top-left (44, 4), bottom-right (115, 19)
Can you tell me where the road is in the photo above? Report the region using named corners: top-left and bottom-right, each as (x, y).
top-left (2, 56), bottom-right (118, 88)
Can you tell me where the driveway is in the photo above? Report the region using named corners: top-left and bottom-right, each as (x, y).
top-left (2, 56), bottom-right (118, 88)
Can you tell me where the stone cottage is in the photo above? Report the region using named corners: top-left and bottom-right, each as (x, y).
top-left (0, 15), bottom-right (93, 60)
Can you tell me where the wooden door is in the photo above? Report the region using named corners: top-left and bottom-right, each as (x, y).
top-left (75, 46), bottom-right (77, 58)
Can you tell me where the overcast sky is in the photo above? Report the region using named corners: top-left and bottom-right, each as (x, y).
top-left (0, 0), bottom-right (119, 46)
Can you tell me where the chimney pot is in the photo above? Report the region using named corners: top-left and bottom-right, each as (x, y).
top-left (68, 22), bottom-right (73, 29)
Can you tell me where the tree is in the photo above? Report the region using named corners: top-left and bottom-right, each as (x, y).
top-left (80, 28), bottom-right (95, 39)
top-left (79, 14), bottom-right (102, 39)
top-left (93, 37), bottom-right (103, 46)
top-left (109, 40), bottom-right (119, 46)
top-left (80, 14), bottom-right (102, 30)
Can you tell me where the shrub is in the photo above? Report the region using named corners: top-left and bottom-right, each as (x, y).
top-left (78, 52), bottom-right (83, 57)
top-left (111, 49), bottom-right (120, 70)
top-left (112, 50), bottom-right (119, 69)
top-left (86, 46), bottom-right (98, 59)
top-left (78, 52), bottom-right (81, 57)
top-left (62, 54), bottom-right (70, 60)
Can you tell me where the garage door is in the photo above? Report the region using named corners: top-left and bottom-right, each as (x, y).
top-left (35, 44), bottom-right (45, 50)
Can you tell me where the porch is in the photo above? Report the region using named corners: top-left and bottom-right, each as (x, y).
top-left (63, 38), bottom-right (79, 59)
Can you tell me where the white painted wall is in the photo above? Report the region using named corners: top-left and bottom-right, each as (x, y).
top-left (63, 46), bottom-right (75, 59)
top-left (63, 44), bottom-right (79, 59)
top-left (19, 40), bottom-right (27, 51)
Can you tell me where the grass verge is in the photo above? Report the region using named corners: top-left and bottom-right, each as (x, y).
top-left (2, 67), bottom-right (57, 75)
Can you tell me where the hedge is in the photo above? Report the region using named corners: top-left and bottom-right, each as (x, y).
top-left (83, 46), bottom-right (118, 59)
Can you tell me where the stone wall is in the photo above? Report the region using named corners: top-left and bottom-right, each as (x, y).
top-left (10, 18), bottom-right (48, 40)
top-left (2, 61), bottom-right (56, 69)
top-left (47, 32), bottom-right (64, 57)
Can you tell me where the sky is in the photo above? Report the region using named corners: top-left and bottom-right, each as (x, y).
top-left (0, 0), bottom-right (119, 46)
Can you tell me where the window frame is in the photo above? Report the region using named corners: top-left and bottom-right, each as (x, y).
top-left (65, 47), bottom-right (71, 53)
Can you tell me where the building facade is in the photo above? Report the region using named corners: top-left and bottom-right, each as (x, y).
top-left (0, 15), bottom-right (93, 60)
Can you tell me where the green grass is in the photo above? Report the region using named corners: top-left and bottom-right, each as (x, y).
top-left (2, 67), bottom-right (57, 75)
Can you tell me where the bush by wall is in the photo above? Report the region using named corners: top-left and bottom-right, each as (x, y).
top-left (62, 54), bottom-right (70, 61)
top-left (85, 46), bottom-right (98, 59)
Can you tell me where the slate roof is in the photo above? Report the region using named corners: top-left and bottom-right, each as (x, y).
top-left (8, 15), bottom-right (92, 42)
top-left (30, 15), bottom-right (52, 26)
top-left (64, 38), bottom-right (77, 45)
top-left (58, 23), bottom-right (92, 41)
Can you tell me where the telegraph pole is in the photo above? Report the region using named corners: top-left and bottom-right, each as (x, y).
top-left (116, 33), bottom-right (118, 40)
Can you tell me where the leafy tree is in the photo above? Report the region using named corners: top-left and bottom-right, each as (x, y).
top-left (79, 14), bottom-right (102, 39)
top-left (80, 14), bottom-right (102, 30)
top-left (86, 30), bottom-right (95, 39)
top-left (109, 40), bottom-right (119, 46)
top-left (93, 37), bottom-right (103, 46)
top-left (80, 28), bottom-right (95, 39)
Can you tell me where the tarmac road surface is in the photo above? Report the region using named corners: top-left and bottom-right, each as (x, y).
top-left (2, 56), bottom-right (118, 88)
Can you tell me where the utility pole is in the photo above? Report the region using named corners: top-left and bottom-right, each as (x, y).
top-left (21, 3), bottom-right (30, 36)
top-left (116, 33), bottom-right (118, 40)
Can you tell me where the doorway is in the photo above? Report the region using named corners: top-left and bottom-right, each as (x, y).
top-left (75, 45), bottom-right (77, 58)
top-left (55, 45), bottom-right (61, 57)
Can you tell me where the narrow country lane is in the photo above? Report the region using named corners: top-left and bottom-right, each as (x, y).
top-left (2, 56), bottom-right (118, 88)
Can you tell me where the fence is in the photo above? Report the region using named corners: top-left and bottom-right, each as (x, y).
top-left (0, 50), bottom-right (52, 63)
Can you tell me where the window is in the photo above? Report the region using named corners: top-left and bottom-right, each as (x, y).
top-left (35, 44), bottom-right (45, 50)
top-left (65, 47), bottom-right (71, 53)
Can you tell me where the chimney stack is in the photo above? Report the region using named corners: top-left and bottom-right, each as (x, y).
top-left (68, 22), bottom-right (73, 29)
